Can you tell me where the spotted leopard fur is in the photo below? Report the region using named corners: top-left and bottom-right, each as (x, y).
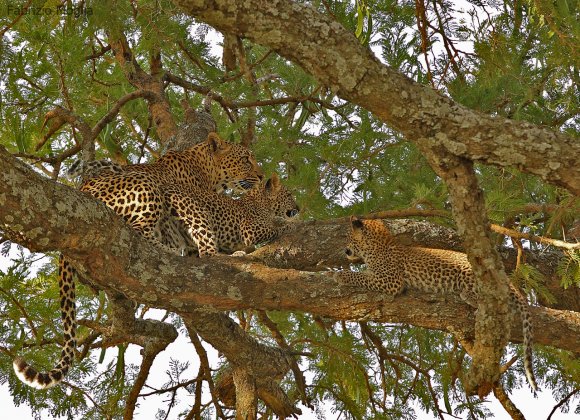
top-left (13, 133), bottom-right (263, 389)
top-left (67, 159), bottom-right (124, 182)
top-left (335, 216), bottom-right (538, 392)
top-left (67, 161), bottom-right (299, 255)
top-left (163, 172), bottom-right (299, 256)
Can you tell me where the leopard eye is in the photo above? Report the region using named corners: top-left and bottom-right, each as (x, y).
top-left (286, 209), bottom-right (298, 217)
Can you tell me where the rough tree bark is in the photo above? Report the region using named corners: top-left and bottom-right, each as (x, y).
top-left (232, 368), bottom-right (257, 420)
top-left (2, 1), bottom-right (579, 414)
top-left (420, 152), bottom-right (511, 396)
top-left (1, 145), bottom-right (579, 416)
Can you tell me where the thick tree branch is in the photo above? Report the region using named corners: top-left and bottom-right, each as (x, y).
top-left (171, 0), bottom-right (579, 195)
top-left (492, 383), bottom-right (526, 420)
top-left (108, 31), bottom-right (177, 143)
top-left (186, 327), bottom-right (228, 419)
top-left (183, 313), bottom-right (300, 418)
top-left (1, 147), bottom-right (578, 357)
top-left (164, 0), bottom-right (577, 396)
top-left (364, 209), bottom-right (580, 250)
top-left (419, 151), bottom-right (511, 396)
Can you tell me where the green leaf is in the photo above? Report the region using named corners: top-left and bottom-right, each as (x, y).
top-left (557, 250), bottom-right (580, 289)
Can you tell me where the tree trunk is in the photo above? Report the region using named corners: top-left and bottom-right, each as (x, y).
top-left (232, 368), bottom-right (258, 420)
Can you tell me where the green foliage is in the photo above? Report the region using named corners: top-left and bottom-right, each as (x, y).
top-left (0, 249), bottom-right (127, 418)
top-left (0, 0), bottom-right (578, 418)
top-left (354, 0), bottom-right (373, 45)
top-left (557, 250), bottom-right (580, 289)
top-left (447, 1), bottom-right (578, 128)
top-left (511, 263), bottom-right (555, 305)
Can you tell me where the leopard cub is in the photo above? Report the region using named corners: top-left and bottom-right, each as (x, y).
top-left (335, 216), bottom-right (537, 391)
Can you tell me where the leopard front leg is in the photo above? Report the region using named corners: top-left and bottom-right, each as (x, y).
top-left (239, 219), bottom-right (281, 249)
top-left (164, 191), bottom-right (218, 257)
top-left (334, 270), bottom-right (403, 301)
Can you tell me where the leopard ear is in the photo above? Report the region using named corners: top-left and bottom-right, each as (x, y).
top-left (265, 173), bottom-right (281, 192)
top-left (271, 172), bottom-right (281, 190)
top-left (207, 132), bottom-right (227, 153)
top-left (350, 215), bottom-right (365, 230)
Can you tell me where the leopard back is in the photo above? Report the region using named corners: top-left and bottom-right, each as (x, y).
top-left (77, 133), bottom-right (262, 239)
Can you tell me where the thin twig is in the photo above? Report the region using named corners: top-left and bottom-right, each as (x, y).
top-left (139, 378), bottom-right (199, 397)
top-left (85, 44), bottom-right (112, 60)
top-left (547, 388), bottom-right (580, 420)
top-left (92, 90), bottom-right (156, 139)
top-left (64, 381), bottom-right (111, 419)
top-left (0, 286), bottom-right (39, 338)
top-left (491, 225), bottom-right (580, 250)
top-left (0, 0), bottom-right (33, 37)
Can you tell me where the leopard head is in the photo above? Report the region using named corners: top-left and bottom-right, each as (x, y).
top-left (344, 216), bottom-right (392, 261)
top-left (264, 173), bottom-right (300, 219)
top-left (206, 133), bottom-right (263, 193)
top-left (248, 172), bottom-right (300, 219)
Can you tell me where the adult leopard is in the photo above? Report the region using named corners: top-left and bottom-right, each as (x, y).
top-left (335, 216), bottom-right (538, 392)
top-left (13, 133), bottom-right (263, 389)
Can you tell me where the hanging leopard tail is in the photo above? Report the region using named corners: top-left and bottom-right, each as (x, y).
top-left (13, 255), bottom-right (76, 389)
top-left (509, 285), bottom-right (538, 393)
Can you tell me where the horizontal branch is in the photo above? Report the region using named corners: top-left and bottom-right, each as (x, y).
top-left (91, 90), bottom-right (157, 139)
top-left (364, 209), bottom-right (580, 250)
top-left (164, 72), bottom-right (340, 112)
top-left (1, 147), bottom-right (578, 355)
top-left (85, 44), bottom-right (112, 61)
top-left (491, 225), bottom-right (580, 250)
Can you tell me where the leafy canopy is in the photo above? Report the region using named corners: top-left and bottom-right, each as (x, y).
top-left (0, 0), bottom-right (578, 418)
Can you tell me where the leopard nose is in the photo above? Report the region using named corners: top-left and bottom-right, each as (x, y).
top-left (344, 248), bottom-right (352, 256)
